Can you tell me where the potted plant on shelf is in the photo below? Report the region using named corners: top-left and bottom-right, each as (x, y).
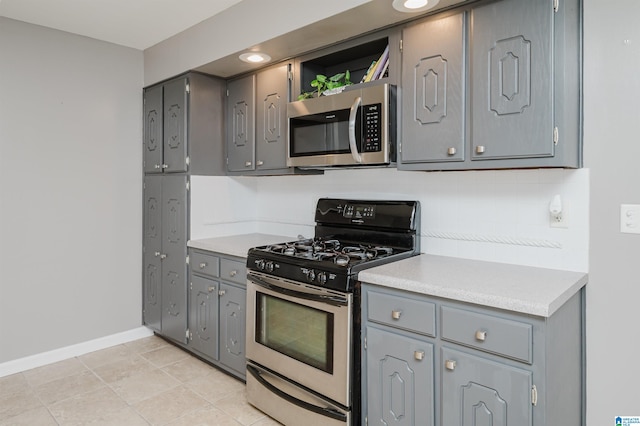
top-left (297, 71), bottom-right (353, 100)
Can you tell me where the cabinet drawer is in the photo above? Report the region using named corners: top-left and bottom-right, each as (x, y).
top-left (441, 306), bottom-right (533, 363)
top-left (220, 258), bottom-right (246, 285)
top-left (367, 290), bottom-right (436, 337)
top-left (190, 251), bottom-right (219, 278)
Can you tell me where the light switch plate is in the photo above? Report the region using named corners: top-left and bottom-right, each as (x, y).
top-left (620, 204), bottom-right (640, 234)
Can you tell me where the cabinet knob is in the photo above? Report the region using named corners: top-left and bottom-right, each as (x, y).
top-left (447, 147), bottom-right (457, 156)
top-left (475, 145), bottom-right (485, 154)
top-left (154, 251), bottom-right (161, 257)
top-left (159, 253), bottom-right (167, 259)
top-left (445, 359), bottom-right (457, 371)
top-left (256, 160), bottom-right (264, 166)
top-left (154, 164), bottom-right (161, 169)
top-left (229, 270), bottom-right (237, 277)
top-left (245, 161), bottom-right (252, 167)
top-left (475, 330), bottom-right (487, 341)
top-left (208, 286), bottom-right (215, 292)
top-left (161, 164), bottom-right (169, 169)
top-left (414, 350), bottom-right (425, 361)
top-left (391, 310), bottom-right (402, 320)
top-left (218, 289), bottom-right (226, 296)
top-left (199, 262), bottom-right (207, 269)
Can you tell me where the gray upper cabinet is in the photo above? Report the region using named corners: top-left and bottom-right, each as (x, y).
top-left (255, 64), bottom-right (289, 171)
top-left (226, 63), bottom-right (308, 175)
top-left (143, 174), bottom-right (189, 343)
top-left (398, 0), bottom-right (581, 170)
top-left (469, 0), bottom-right (553, 161)
top-left (144, 72), bottom-right (226, 176)
top-left (400, 12), bottom-right (465, 165)
top-left (226, 74), bottom-right (256, 173)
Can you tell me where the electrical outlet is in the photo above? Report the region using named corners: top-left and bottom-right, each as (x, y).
top-left (550, 202), bottom-right (568, 228)
top-left (620, 204), bottom-right (640, 234)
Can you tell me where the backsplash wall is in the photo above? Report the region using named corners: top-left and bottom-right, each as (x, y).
top-left (191, 167), bottom-right (589, 272)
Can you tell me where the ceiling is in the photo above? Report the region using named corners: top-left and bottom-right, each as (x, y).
top-left (0, 0), bottom-right (245, 50)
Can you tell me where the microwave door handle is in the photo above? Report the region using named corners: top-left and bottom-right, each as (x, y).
top-left (348, 96), bottom-right (363, 163)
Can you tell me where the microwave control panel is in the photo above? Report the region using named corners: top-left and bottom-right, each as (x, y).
top-left (363, 103), bottom-right (382, 152)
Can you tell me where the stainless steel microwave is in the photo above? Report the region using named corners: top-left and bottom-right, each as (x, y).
top-left (287, 83), bottom-right (396, 168)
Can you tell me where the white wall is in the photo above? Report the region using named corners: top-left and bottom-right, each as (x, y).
top-left (583, 0), bottom-right (640, 422)
top-left (192, 168), bottom-right (589, 271)
top-left (0, 18), bottom-right (144, 363)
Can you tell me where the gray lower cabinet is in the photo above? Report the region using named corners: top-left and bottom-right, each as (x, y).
top-left (398, 0), bottom-right (581, 170)
top-left (188, 249), bottom-right (247, 379)
top-left (142, 174), bottom-right (189, 344)
top-left (366, 326), bottom-right (435, 426)
top-left (361, 284), bottom-right (584, 426)
top-left (143, 72), bottom-right (226, 175)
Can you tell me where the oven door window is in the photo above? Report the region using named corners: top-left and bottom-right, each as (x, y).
top-left (255, 292), bottom-right (334, 373)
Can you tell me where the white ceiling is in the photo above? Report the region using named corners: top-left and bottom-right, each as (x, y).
top-left (0, 0), bottom-right (244, 50)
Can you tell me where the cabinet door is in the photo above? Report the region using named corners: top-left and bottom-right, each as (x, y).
top-left (442, 347), bottom-right (532, 426)
top-left (189, 275), bottom-right (219, 360)
top-left (163, 78), bottom-right (189, 173)
top-left (470, 0), bottom-right (554, 160)
top-left (142, 175), bottom-right (162, 332)
top-left (160, 175), bottom-right (188, 343)
top-left (401, 12), bottom-right (465, 164)
top-left (255, 64), bottom-right (290, 170)
top-left (143, 85), bottom-right (163, 174)
top-left (366, 326), bottom-right (434, 426)
top-left (219, 283), bottom-right (246, 374)
top-left (227, 75), bottom-right (256, 172)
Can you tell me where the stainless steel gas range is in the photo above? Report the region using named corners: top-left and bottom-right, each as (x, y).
top-left (245, 198), bottom-right (421, 426)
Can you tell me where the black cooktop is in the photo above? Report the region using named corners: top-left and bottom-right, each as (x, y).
top-left (247, 198), bottom-right (421, 292)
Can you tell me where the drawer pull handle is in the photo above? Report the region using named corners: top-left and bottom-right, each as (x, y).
top-left (230, 270), bottom-right (237, 277)
top-left (154, 251), bottom-right (161, 257)
top-left (447, 147), bottom-right (456, 156)
top-left (445, 360), bottom-right (457, 371)
top-left (414, 350), bottom-right (425, 361)
top-left (218, 289), bottom-right (226, 296)
top-left (475, 145), bottom-right (485, 154)
top-left (391, 310), bottom-right (402, 320)
top-left (159, 253), bottom-right (167, 260)
top-left (199, 262), bottom-right (207, 269)
top-left (475, 330), bottom-right (487, 341)
top-left (245, 161), bottom-right (252, 167)
top-left (208, 286), bottom-right (215, 292)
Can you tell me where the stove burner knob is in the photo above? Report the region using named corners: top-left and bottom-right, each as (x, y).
top-left (256, 259), bottom-right (266, 270)
top-left (317, 272), bottom-right (327, 285)
top-left (307, 269), bottom-right (316, 282)
top-left (265, 261), bottom-right (275, 273)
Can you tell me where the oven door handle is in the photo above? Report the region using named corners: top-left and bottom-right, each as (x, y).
top-left (247, 273), bottom-right (348, 307)
top-left (247, 364), bottom-right (348, 423)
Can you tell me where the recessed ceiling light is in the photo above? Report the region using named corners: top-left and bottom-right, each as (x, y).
top-left (392, 0), bottom-right (440, 13)
top-left (239, 52), bottom-right (271, 64)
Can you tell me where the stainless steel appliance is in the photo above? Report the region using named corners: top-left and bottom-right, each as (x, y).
top-left (246, 198), bottom-right (420, 425)
top-left (287, 84), bottom-right (396, 168)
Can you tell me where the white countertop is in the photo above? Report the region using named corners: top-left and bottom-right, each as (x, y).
top-left (359, 254), bottom-right (588, 317)
top-left (188, 233), bottom-right (295, 259)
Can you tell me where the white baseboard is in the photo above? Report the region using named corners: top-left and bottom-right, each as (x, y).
top-left (0, 326), bottom-right (154, 378)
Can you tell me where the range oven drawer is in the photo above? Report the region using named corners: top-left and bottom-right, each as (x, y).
top-left (246, 363), bottom-right (349, 426)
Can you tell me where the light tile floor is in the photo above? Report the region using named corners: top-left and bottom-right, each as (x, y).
top-left (0, 336), bottom-right (282, 425)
